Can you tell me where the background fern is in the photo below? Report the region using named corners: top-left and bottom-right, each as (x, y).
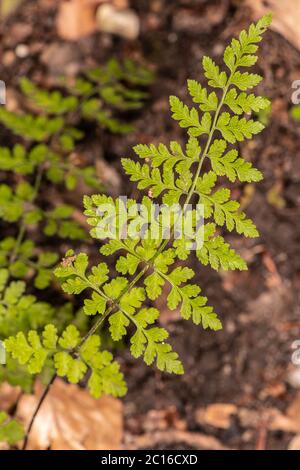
top-left (0, 59), bottom-right (153, 394)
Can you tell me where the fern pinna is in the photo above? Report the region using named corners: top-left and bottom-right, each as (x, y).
top-left (5, 16), bottom-right (272, 405)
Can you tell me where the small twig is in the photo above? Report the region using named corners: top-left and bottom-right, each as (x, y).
top-left (9, 223), bottom-right (26, 264)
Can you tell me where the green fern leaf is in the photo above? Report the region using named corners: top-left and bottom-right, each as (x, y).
top-left (216, 113), bottom-right (264, 143)
top-left (202, 56), bottom-right (227, 88)
top-left (169, 95), bottom-right (200, 129)
top-left (109, 311), bottom-right (130, 341)
top-left (208, 139), bottom-right (263, 182)
top-left (231, 71), bottom-right (262, 90)
top-left (224, 89), bottom-right (270, 115)
top-left (187, 79), bottom-right (218, 111)
top-left (197, 223), bottom-right (247, 271)
top-left (0, 412), bottom-right (24, 445)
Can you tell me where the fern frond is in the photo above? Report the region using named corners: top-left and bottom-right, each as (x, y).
top-left (0, 412), bottom-right (24, 445)
top-left (4, 16), bottom-right (272, 403)
top-left (216, 113), bottom-right (264, 143)
top-left (224, 89), bottom-right (270, 115)
top-left (187, 79), bottom-right (219, 111)
top-left (196, 172), bottom-right (258, 237)
top-left (208, 139), bottom-right (263, 182)
top-left (20, 78), bottom-right (78, 115)
top-left (0, 108), bottom-right (63, 141)
top-left (54, 252), bottom-right (183, 373)
top-left (170, 96), bottom-right (212, 137)
top-left (133, 138), bottom-right (200, 173)
top-left (196, 223), bottom-right (247, 271)
top-left (5, 324), bottom-right (127, 398)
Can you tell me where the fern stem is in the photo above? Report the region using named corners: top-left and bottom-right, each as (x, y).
top-left (185, 86), bottom-right (230, 206)
top-left (10, 164), bottom-right (44, 264)
top-left (78, 264), bottom-right (149, 346)
top-left (10, 223), bottom-right (26, 264)
top-left (78, 306), bottom-right (113, 347)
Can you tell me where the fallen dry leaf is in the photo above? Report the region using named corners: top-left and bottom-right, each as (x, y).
top-left (262, 251), bottom-right (282, 289)
top-left (0, 383), bottom-right (21, 413)
top-left (57, 0), bottom-right (97, 40)
top-left (143, 407), bottom-right (187, 433)
top-left (237, 402), bottom-right (300, 435)
top-left (259, 392), bottom-right (300, 434)
top-left (127, 430), bottom-right (229, 450)
top-left (245, 0), bottom-right (300, 51)
top-left (16, 379), bottom-right (123, 450)
top-left (261, 381), bottom-right (286, 399)
top-left (196, 403), bottom-right (237, 429)
top-left (288, 434), bottom-right (300, 450)
top-left (238, 408), bottom-right (263, 429)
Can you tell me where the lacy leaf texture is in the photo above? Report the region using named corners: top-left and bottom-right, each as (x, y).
top-left (5, 15), bottom-right (272, 398)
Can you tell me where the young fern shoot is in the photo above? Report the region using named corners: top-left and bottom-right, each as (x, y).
top-left (5, 15), bottom-right (272, 400)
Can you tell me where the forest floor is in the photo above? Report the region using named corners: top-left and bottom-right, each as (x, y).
top-left (1, 0), bottom-right (300, 450)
